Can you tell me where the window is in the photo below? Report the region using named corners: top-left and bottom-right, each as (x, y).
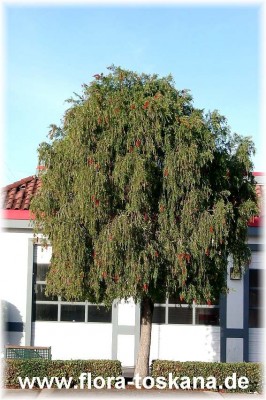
top-left (153, 306), bottom-right (165, 324)
top-left (152, 297), bottom-right (219, 326)
top-left (32, 247), bottom-right (112, 323)
top-left (249, 269), bottom-right (264, 328)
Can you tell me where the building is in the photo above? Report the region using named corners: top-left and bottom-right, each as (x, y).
top-left (1, 173), bottom-right (264, 366)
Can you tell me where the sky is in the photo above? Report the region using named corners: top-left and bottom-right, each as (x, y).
top-left (2, 0), bottom-right (264, 185)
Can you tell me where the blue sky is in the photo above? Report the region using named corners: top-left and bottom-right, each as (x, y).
top-left (3, 3), bottom-right (262, 184)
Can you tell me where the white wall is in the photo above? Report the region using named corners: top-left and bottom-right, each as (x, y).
top-left (33, 322), bottom-right (221, 363)
top-left (1, 230), bottom-right (33, 347)
top-left (33, 322), bottom-right (113, 360)
top-left (150, 325), bottom-right (220, 362)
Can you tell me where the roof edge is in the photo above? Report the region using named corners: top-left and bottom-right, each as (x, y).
top-left (1, 210), bottom-right (34, 220)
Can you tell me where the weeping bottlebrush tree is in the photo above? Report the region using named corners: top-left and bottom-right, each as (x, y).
top-left (31, 66), bottom-right (258, 379)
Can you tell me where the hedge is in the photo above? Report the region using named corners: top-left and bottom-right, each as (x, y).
top-left (151, 360), bottom-right (263, 393)
top-left (4, 359), bottom-right (122, 388)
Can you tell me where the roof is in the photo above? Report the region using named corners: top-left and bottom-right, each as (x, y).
top-left (1, 176), bottom-right (40, 220)
top-left (1, 174), bottom-right (264, 225)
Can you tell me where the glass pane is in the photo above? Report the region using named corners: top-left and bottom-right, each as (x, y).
top-left (61, 305), bottom-right (85, 322)
top-left (168, 307), bottom-right (192, 324)
top-left (36, 264), bottom-right (49, 281)
top-left (196, 308), bottom-right (219, 326)
top-left (249, 309), bottom-right (263, 328)
top-left (249, 289), bottom-right (263, 308)
top-left (35, 284), bottom-right (56, 301)
top-left (87, 306), bottom-right (112, 323)
top-left (153, 306), bottom-right (165, 324)
top-left (34, 304), bottom-right (58, 321)
top-left (249, 270), bottom-right (264, 288)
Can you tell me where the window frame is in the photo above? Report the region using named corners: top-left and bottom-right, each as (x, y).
top-left (33, 259), bottom-right (112, 323)
top-left (153, 298), bottom-right (220, 326)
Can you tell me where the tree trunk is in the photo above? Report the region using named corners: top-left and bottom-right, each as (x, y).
top-left (134, 297), bottom-right (154, 381)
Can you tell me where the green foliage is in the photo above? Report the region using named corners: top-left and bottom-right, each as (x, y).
top-left (151, 360), bottom-right (263, 393)
top-left (31, 65), bottom-right (258, 305)
top-left (4, 359), bottom-right (122, 388)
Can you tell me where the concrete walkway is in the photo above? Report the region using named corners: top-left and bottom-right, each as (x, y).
top-left (2, 389), bottom-right (263, 399)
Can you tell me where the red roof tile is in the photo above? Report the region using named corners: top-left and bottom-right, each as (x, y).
top-left (1, 176), bottom-right (40, 210)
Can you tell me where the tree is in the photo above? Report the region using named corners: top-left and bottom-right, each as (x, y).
top-left (31, 66), bottom-right (258, 379)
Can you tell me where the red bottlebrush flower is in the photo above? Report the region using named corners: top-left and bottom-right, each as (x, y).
top-left (91, 195), bottom-right (95, 201)
top-left (95, 199), bottom-right (100, 206)
top-left (93, 74), bottom-right (101, 80)
top-left (143, 283), bottom-right (148, 291)
top-left (210, 226), bottom-right (214, 233)
top-left (88, 158), bottom-right (94, 166)
top-left (114, 275), bottom-right (119, 283)
top-left (185, 253), bottom-right (191, 262)
top-left (129, 146), bottom-right (134, 153)
top-left (92, 250), bottom-right (96, 258)
top-left (144, 213), bottom-right (148, 221)
top-left (143, 101), bottom-right (149, 109)
top-left (135, 139), bottom-right (141, 147)
top-left (37, 165), bottom-right (47, 171)
top-left (130, 104), bottom-right (136, 110)
top-left (154, 251), bottom-right (159, 258)
top-left (164, 168), bottom-right (169, 177)
top-left (98, 117), bottom-right (102, 124)
top-left (102, 271), bottom-right (107, 279)
top-left (207, 300), bottom-right (212, 306)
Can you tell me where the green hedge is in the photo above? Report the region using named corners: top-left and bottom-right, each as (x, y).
top-left (151, 360), bottom-right (263, 393)
top-left (4, 359), bottom-right (122, 388)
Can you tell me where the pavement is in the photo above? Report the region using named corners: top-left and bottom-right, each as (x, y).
top-left (1, 389), bottom-right (264, 399)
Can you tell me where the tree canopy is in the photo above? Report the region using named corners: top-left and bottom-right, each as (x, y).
top-left (31, 65), bottom-right (258, 307)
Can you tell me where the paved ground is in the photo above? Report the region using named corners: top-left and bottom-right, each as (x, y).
top-left (1, 389), bottom-right (264, 399)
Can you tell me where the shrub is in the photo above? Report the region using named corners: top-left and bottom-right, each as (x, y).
top-left (4, 359), bottom-right (122, 388)
top-left (151, 360), bottom-right (263, 393)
